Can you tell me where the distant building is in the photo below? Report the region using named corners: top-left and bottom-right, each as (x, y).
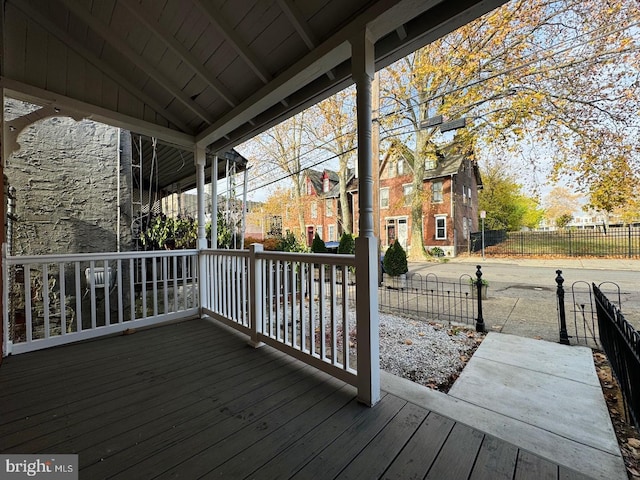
top-left (298, 149), bottom-right (483, 256)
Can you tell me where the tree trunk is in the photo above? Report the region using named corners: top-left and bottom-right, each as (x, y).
top-left (339, 159), bottom-right (352, 234)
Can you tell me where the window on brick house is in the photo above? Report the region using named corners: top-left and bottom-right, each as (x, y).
top-left (435, 215), bottom-right (446, 239)
top-left (323, 176), bottom-right (330, 192)
top-left (311, 201), bottom-right (317, 219)
top-left (432, 181), bottom-right (443, 202)
top-left (403, 184), bottom-right (413, 206)
top-left (326, 199), bottom-right (333, 217)
top-left (380, 188), bottom-right (389, 209)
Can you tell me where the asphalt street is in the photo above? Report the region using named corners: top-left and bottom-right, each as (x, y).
top-left (407, 256), bottom-right (640, 344)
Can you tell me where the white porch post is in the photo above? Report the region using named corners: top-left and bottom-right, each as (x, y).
top-left (211, 154), bottom-right (218, 249)
top-left (196, 146), bottom-right (208, 313)
top-left (352, 29), bottom-right (380, 407)
top-left (248, 243), bottom-right (264, 348)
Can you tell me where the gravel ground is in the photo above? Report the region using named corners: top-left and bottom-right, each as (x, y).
top-left (378, 312), bottom-right (484, 391)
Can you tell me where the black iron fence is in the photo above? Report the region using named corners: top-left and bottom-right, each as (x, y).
top-left (471, 226), bottom-right (640, 257)
top-left (378, 267), bottom-right (486, 331)
top-left (593, 284), bottom-right (640, 430)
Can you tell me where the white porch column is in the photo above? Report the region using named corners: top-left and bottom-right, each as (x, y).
top-left (352, 29), bottom-right (380, 407)
top-left (196, 146), bottom-right (208, 313)
top-left (211, 154), bottom-right (218, 249)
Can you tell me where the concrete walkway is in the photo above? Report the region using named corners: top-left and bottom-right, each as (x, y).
top-left (382, 332), bottom-right (627, 480)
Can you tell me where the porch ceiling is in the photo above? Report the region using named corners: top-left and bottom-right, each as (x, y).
top-left (1, 0), bottom-right (507, 189)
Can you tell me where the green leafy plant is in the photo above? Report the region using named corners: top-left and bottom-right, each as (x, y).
top-left (469, 277), bottom-right (489, 286)
top-left (139, 214), bottom-right (198, 250)
top-left (383, 241), bottom-right (408, 276)
top-left (337, 232), bottom-right (355, 255)
top-left (429, 246), bottom-right (444, 257)
top-left (278, 232), bottom-right (308, 252)
top-left (311, 233), bottom-right (328, 253)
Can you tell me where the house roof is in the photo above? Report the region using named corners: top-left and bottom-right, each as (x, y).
top-left (2, 0), bottom-right (507, 190)
top-left (305, 168), bottom-right (339, 197)
top-left (423, 150), bottom-right (482, 188)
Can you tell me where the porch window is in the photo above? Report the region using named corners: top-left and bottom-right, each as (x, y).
top-left (435, 215), bottom-right (447, 240)
top-left (317, 225), bottom-right (323, 240)
top-left (432, 181), bottom-right (443, 203)
top-left (403, 184), bottom-right (413, 206)
top-left (328, 224), bottom-right (336, 241)
top-left (380, 188), bottom-right (389, 209)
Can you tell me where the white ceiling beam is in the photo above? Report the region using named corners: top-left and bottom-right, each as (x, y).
top-left (196, 40), bottom-right (352, 148)
top-left (119, 0), bottom-right (238, 108)
top-left (59, 0), bottom-right (215, 125)
top-left (192, 0), bottom-right (273, 84)
top-left (276, 0), bottom-right (336, 81)
top-left (2, 78), bottom-right (196, 148)
top-left (195, 0), bottom-right (409, 148)
top-left (11, 0), bottom-right (192, 133)
top-left (275, 0), bottom-right (317, 50)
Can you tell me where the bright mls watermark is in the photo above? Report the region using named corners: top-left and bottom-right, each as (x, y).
top-left (0, 455), bottom-right (78, 479)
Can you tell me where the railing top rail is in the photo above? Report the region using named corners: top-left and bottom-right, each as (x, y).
top-left (3, 248), bottom-right (199, 265)
top-left (257, 250), bottom-right (356, 266)
top-left (201, 248), bottom-right (251, 259)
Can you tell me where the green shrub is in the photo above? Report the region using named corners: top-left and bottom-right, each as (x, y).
top-left (337, 232), bottom-right (355, 255)
top-left (383, 241), bottom-right (408, 276)
top-left (311, 232), bottom-right (328, 253)
top-left (278, 232), bottom-right (308, 252)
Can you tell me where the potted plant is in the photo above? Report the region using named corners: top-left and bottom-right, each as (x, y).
top-left (469, 277), bottom-right (489, 299)
top-left (383, 241), bottom-right (408, 288)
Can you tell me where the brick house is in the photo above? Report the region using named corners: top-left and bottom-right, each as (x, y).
top-left (378, 150), bottom-right (482, 256)
top-left (302, 169), bottom-right (356, 246)
top-left (300, 152), bottom-right (481, 256)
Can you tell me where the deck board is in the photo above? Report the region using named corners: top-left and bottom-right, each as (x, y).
top-left (0, 318), bottom-right (597, 480)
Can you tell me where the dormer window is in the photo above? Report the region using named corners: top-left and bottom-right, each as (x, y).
top-left (323, 176), bottom-right (330, 192)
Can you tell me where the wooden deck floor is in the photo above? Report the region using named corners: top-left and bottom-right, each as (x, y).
top-left (0, 319), bottom-right (593, 479)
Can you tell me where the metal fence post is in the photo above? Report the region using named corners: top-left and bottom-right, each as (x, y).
top-left (475, 265), bottom-right (486, 332)
top-left (556, 270), bottom-right (570, 345)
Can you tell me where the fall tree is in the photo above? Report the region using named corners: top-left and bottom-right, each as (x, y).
top-left (248, 112), bottom-right (310, 236)
top-left (246, 187), bottom-right (298, 239)
top-left (380, 0), bottom-right (639, 257)
top-left (543, 186), bottom-right (582, 226)
top-left (479, 164), bottom-right (544, 231)
top-left (306, 89), bottom-right (357, 234)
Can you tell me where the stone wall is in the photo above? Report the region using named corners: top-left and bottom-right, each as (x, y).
top-left (5, 99), bottom-right (133, 255)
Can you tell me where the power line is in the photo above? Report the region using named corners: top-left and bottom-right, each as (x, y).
top-left (239, 11), bottom-right (640, 195)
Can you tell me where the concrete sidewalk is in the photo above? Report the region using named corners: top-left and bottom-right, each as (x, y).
top-left (382, 332), bottom-right (627, 480)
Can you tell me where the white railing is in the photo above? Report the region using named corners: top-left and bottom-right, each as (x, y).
top-left (201, 245), bottom-right (358, 386)
top-left (2, 246), bottom-right (199, 355)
